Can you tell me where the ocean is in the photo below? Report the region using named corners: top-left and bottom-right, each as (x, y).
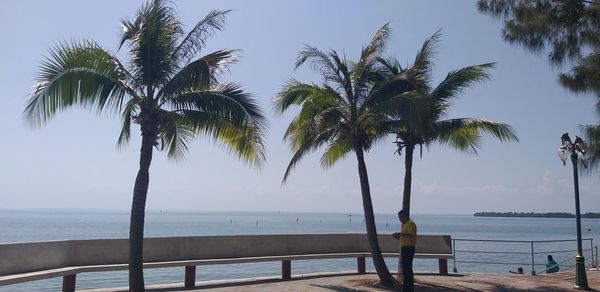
top-left (1, 209), bottom-right (599, 291)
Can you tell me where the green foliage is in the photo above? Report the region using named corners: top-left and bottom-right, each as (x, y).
top-left (478, 0), bottom-right (600, 65)
top-left (26, 1), bottom-right (266, 289)
top-left (26, 40), bottom-right (132, 126)
top-left (275, 23), bottom-right (403, 286)
top-left (581, 122), bottom-right (600, 174)
top-left (385, 32), bottom-right (518, 155)
top-left (379, 31), bottom-right (518, 214)
top-left (478, 0), bottom-right (600, 173)
top-left (275, 24), bottom-right (402, 182)
top-left (26, 0), bottom-right (266, 164)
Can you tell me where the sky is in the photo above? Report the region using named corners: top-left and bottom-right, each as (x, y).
top-left (0, 0), bottom-right (598, 215)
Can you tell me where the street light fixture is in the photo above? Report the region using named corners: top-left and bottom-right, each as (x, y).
top-left (558, 132), bottom-right (590, 290)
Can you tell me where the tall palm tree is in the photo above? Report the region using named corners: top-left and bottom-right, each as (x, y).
top-left (274, 24), bottom-right (417, 287)
top-left (383, 32), bottom-right (519, 216)
top-left (24, 1), bottom-right (266, 291)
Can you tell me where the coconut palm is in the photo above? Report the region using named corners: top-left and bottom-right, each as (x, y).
top-left (383, 32), bottom-right (519, 216)
top-left (24, 1), bottom-right (266, 291)
top-left (274, 24), bottom-right (419, 287)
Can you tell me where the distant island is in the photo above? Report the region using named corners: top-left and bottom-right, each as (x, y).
top-left (474, 212), bottom-right (600, 219)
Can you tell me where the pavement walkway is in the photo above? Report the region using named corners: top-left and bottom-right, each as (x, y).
top-left (84, 269), bottom-right (600, 291)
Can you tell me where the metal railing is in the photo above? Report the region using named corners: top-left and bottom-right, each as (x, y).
top-left (451, 238), bottom-right (598, 275)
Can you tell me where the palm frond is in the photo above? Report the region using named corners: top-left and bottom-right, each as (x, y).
top-left (168, 83), bottom-right (266, 165)
top-left (433, 118), bottom-right (519, 152)
top-left (289, 103), bottom-right (344, 150)
top-left (431, 63), bottom-right (495, 103)
top-left (365, 74), bottom-right (422, 119)
top-left (434, 125), bottom-right (481, 153)
top-left (321, 139), bottom-right (352, 168)
top-left (25, 40), bottom-right (134, 127)
top-left (295, 46), bottom-right (348, 90)
top-left (466, 119), bottom-right (519, 143)
top-left (328, 51), bottom-right (354, 100)
top-left (170, 82), bottom-right (266, 130)
top-left (119, 16), bottom-right (143, 50)
top-left (280, 85), bottom-right (347, 181)
top-left (404, 30), bottom-right (442, 90)
top-left (117, 99), bottom-right (140, 147)
top-left (282, 143), bottom-right (312, 183)
top-left (375, 56), bottom-right (403, 77)
top-left (157, 109), bottom-right (194, 160)
top-left (282, 121), bottom-right (339, 182)
top-left (361, 23), bottom-right (391, 64)
top-left (158, 49), bottom-right (238, 99)
top-left (352, 114), bottom-right (379, 152)
top-left (121, 0), bottom-right (182, 89)
top-left (353, 24), bottom-right (391, 98)
top-left (378, 31), bottom-right (517, 162)
top-left (274, 79), bottom-right (316, 113)
top-left (180, 109), bottom-right (265, 166)
top-left (172, 9), bottom-right (231, 66)
top-left (278, 25), bottom-right (404, 182)
top-left (274, 80), bottom-right (347, 114)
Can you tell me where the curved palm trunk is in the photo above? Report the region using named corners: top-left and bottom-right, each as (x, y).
top-left (355, 147), bottom-right (393, 287)
top-left (129, 131), bottom-right (155, 292)
top-left (402, 144), bottom-right (415, 217)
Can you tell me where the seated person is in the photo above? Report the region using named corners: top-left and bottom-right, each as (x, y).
top-left (509, 267), bottom-right (524, 274)
top-left (546, 255), bottom-right (559, 273)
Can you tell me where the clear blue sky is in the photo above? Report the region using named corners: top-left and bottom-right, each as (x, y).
top-left (0, 0), bottom-right (598, 214)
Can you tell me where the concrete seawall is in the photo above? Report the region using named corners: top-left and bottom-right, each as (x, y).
top-left (0, 234), bottom-right (451, 276)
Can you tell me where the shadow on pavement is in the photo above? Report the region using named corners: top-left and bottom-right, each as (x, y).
top-left (143, 272), bottom-right (360, 291)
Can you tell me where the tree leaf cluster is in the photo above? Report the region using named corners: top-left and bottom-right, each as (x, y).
top-left (27, 0), bottom-right (266, 164)
top-left (478, 0), bottom-right (600, 173)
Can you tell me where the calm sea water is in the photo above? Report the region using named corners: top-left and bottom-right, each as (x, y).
top-left (1, 209), bottom-right (599, 291)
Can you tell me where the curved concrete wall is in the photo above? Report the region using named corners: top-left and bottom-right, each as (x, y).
top-left (0, 234), bottom-right (451, 276)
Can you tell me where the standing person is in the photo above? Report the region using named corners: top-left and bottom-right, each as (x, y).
top-left (546, 255), bottom-right (560, 273)
top-left (392, 210), bottom-right (417, 292)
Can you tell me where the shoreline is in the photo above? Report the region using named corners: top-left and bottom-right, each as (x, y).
top-left (475, 211), bottom-right (600, 219)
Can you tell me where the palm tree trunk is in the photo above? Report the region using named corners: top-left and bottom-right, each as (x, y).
top-left (355, 147), bottom-right (393, 287)
top-left (402, 144), bottom-right (414, 217)
top-left (129, 131), bottom-right (154, 292)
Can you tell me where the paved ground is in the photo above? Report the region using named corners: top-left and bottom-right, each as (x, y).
top-left (85, 269), bottom-right (600, 291)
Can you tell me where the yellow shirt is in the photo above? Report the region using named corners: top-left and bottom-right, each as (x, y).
top-left (400, 219), bottom-right (417, 247)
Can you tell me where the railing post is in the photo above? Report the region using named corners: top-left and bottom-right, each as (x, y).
top-left (530, 241), bottom-right (536, 275)
top-left (452, 239), bottom-right (457, 273)
top-left (594, 245), bottom-right (598, 268)
top-left (282, 260), bottom-right (291, 280)
top-left (185, 266), bottom-right (196, 288)
top-left (357, 256), bottom-right (366, 274)
top-left (590, 239), bottom-right (595, 268)
top-left (62, 274), bottom-right (76, 292)
top-left (439, 258), bottom-right (448, 275)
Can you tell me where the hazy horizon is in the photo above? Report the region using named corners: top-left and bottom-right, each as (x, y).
top-left (3, 207), bottom-right (599, 217)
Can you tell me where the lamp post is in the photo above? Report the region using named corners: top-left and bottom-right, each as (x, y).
top-left (557, 132), bottom-right (590, 290)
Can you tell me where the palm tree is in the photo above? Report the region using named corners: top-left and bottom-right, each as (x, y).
top-left (383, 32), bottom-right (519, 216)
top-left (24, 1), bottom-right (266, 291)
top-left (274, 24), bottom-right (417, 287)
